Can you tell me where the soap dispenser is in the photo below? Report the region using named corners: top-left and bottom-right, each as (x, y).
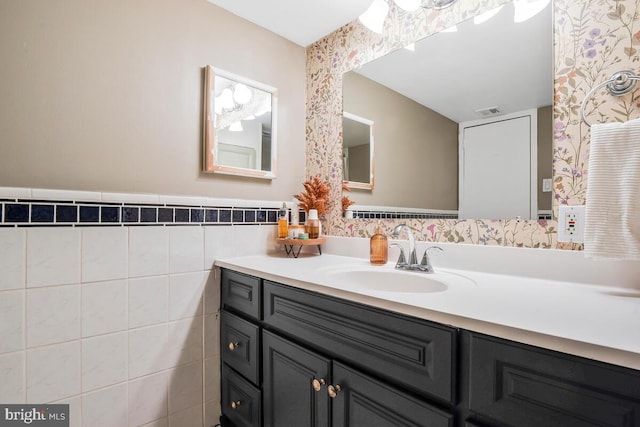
top-left (370, 221), bottom-right (388, 265)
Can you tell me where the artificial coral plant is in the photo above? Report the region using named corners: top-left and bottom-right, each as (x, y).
top-left (294, 176), bottom-right (331, 217)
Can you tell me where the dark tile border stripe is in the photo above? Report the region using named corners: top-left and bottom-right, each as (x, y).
top-left (0, 199), bottom-right (301, 227)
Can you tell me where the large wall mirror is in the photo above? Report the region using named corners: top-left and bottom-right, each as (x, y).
top-left (203, 66), bottom-right (278, 179)
top-left (342, 0), bottom-right (552, 219)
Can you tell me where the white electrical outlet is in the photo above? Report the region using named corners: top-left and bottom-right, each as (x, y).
top-left (558, 205), bottom-right (586, 243)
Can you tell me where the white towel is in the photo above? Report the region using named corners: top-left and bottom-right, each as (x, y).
top-left (585, 117), bottom-right (640, 260)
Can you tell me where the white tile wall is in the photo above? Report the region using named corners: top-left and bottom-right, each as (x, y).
top-left (0, 219), bottom-right (271, 426)
top-left (129, 324), bottom-right (169, 379)
top-left (81, 279), bottom-right (128, 337)
top-left (170, 227), bottom-right (204, 274)
top-left (26, 341), bottom-right (81, 403)
top-left (0, 290), bottom-right (24, 354)
top-left (26, 228), bottom-right (81, 287)
top-left (129, 227), bottom-right (169, 278)
top-left (128, 371), bottom-right (168, 427)
top-left (129, 276), bottom-right (169, 329)
top-left (0, 351), bottom-right (25, 403)
top-left (81, 227), bottom-right (128, 282)
top-left (82, 332), bottom-right (128, 392)
top-left (0, 228), bottom-right (25, 290)
top-left (26, 285), bottom-right (80, 347)
top-left (82, 383), bottom-right (128, 426)
top-left (169, 272), bottom-right (204, 321)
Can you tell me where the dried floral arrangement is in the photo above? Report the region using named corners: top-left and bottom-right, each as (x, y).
top-left (294, 176), bottom-right (331, 216)
top-left (341, 182), bottom-right (355, 213)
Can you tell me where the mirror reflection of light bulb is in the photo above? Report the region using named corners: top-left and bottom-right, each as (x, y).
top-left (359, 0), bottom-right (389, 34)
top-left (233, 84), bottom-right (252, 104)
top-left (217, 88), bottom-right (235, 110)
top-left (513, 0), bottom-right (550, 23)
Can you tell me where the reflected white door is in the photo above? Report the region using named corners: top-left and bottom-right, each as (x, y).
top-left (459, 109), bottom-right (537, 220)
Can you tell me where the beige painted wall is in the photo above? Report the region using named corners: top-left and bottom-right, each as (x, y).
top-left (342, 71), bottom-right (458, 210)
top-left (538, 105), bottom-right (553, 211)
top-left (0, 0), bottom-right (306, 200)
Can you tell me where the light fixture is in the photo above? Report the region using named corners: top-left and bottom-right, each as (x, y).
top-left (359, 0), bottom-right (390, 34)
top-left (393, 0), bottom-right (421, 12)
top-left (441, 25), bottom-right (457, 33)
top-left (422, 0), bottom-right (458, 10)
top-left (404, 42), bottom-right (415, 51)
top-left (513, 0), bottom-right (550, 23)
top-left (233, 83), bottom-right (252, 105)
top-left (473, 5), bottom-right (504, 24)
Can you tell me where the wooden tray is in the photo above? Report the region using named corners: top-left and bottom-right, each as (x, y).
top-left (276, 237), bottom-right (326, 258)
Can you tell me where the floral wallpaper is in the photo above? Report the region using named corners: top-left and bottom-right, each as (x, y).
top-left (554, 0), bottom-right (640, 250)
top-left (306, 0), bottom-right (640, 249)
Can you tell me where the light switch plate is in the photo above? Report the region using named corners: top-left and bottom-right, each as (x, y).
top-left (542, 178), bottom-right (552, 192)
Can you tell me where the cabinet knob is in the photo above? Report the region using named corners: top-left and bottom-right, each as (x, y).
top-left (327, 384), bottom-right (342, 398)
top-left (312, 378), bottom-right (326, 392)
top-left (228, 342), bottom-right (239, 351)
top-left (231, 400), bottom-right (241, 410)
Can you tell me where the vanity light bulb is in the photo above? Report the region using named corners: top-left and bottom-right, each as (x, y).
top-left (233, 83), bottom-right (252, 104)
top-left (359, 0), bottom-right (389, 34)
top-left (513, 0), bottom-right (550, 23)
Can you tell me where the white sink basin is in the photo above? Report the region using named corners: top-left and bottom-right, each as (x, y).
top-left (319, 264), bottom-right (475, 294)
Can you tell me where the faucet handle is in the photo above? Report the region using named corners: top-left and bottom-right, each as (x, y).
top-left (419, 246), bottom-right (443, 273)
top-left (390, 243), bottom-right (408, 269)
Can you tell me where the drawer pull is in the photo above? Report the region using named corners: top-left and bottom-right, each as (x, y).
top-left (312, 378), bottom-right (326, 392)
top-left (228, 342), bottom-right (240, 351)
top-left (231, 400), bottom-right (241, 410)
top-left (328, 384), bottom-right (342, 398)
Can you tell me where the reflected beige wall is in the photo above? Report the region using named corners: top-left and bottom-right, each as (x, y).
top-left (343, 71), bottom-right (458, 209)
top-left (538, 105), bottom-right (553, 211)
top-left (0, 0), bottom-right (306, 200)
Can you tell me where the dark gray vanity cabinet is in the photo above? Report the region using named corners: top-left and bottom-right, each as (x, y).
top-left (464, 332), bottom-right (640, 427)
top-left (220, 268), bottom-right (456, 427)
top-left (219, 267), bottom-right (640, 427)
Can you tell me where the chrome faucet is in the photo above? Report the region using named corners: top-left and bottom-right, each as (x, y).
top-left (391, 224), bottom-right (418, 268)
top-left (391, 224), bottom-right (443, 273)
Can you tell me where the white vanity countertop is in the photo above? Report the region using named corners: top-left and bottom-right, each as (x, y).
top-left (216, 253), bottom-right (640, 370)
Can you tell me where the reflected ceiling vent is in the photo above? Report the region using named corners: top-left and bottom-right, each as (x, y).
top-left (474, 106), bottom-right (502, 117)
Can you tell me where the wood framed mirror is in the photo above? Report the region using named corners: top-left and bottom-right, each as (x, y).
top-left (203, 66), bottom-right (278, 179)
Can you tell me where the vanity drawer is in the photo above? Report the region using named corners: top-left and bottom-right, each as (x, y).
top-left (221, 310), bottom-right (260, 385)
top-left (263, 281), bottom-right (457, 403)
top-left (221, 269), bottom-right (261, 320)
top-left (221, 363), bottom-right (262, 427)
top-left (467, 332), bottom-right (640, 427)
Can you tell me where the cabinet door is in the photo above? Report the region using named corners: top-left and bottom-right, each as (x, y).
top-left (262, 330), bottom-right (331, 427)
top-left (467, 332), bottom-right (640, 427)
top-left (331, 361), bottom-right (454, 427)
